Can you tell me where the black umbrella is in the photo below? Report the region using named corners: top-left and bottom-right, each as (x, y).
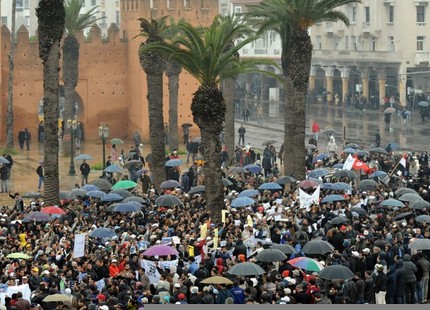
top-left (229, 167), bottom-right (247, 174)
top-left (302, 240), bottom-right (334, 255)
top-left (155, 194), bottom-right (183, 207)
top-left (68, 188), bottom-right (87, 200)
top-left (410, 200), bottom-right (430, 210)
top-left (394, 212), bottom-right (413, 221)
top-left (110, 189), bottom-right (132, 199)
top-left (395, 188), bottom-right (418, 197)
top-left (123, 160), bottom-right (143, 169)
top-left (123, 196), bottom-right (147, 204)
top-left (350, 207), bottom-right (367, 216)
top-left (333, 170), bottom-right (357, 179)
top-left (399, 193), bottom-right (423, 203)
top-left (227, 262), bottom-right (266, 276)
top-left (415, 215), bottom-right (430, 223)
top-left (181, 123), bottom-right (193, 128)
top-left (270, 244), bottom-right (298, 255)
top-left (222, 178), bottom-right (233, 187)
top-left (256, 248), bottom-right (287, 262)
top-left (90, 178), bottom-right (113, 192)
top-left (318, 265), bottom-right (354, 280)
top-left (276, 176), bottom-right (296, 185)
top-left (188, 185), bottom-right (205, 195)
top-left (22, 212), bottom-right (52, 223)
top-left (22, 192), bottom-right (44, 199)
top-left (358, 179), bottom-right (379, 190)
top-left (262, 139), bottom-right (277, 146)
top-left (331, 216), bottom-right (348, 225)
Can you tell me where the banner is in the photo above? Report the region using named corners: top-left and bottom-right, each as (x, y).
top-left (140, 259), bottom-right (179, 284)
top-left (73, 233), bottom-right (86, 258)
top-left (0, 284), bottom-right (31, 305)
top-left (299, 186), bottom-right (320, 210)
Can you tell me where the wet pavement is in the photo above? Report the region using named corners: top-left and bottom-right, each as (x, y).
top-left (1, 102), bottom-right (429, 205)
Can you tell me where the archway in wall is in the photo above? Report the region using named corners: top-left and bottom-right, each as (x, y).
top-left (38, 86), bottom-right (84, 121)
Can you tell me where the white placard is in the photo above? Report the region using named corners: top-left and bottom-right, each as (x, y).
top-left (73, 233), bottom-right (86, 258)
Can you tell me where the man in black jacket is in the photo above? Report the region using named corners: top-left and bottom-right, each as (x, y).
top-left (80, 159), bottom-right (90, 186)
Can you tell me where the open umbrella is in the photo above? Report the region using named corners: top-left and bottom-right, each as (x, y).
top-left (113, 202), bottom-right (141, 213)
top-left (369, 147), bottom-right (388, 154)
top-left (384, 107), bottom-right (396, 114)
top-left (342, 148), bottom-right (357, 154)
top-left (0, 156), bottom-right (10, 164)
top-left (305, 143), bottom-right (316, 149)
top-left (395, 188), bottom-right (418, 197)
top-left (276, 176), bottom-right (296, 185)
top-left (399, 193), bottom-right (423, 203)
top-left (380, 199), bottom-right (405, 208)
top-left (333, 163), bottom-right (344, 169)
top-left (123, 196), bottom-right (147, 204)
top-left (308, 168), bottom-right (330, 178)
top-left (394, 212), bottom-right (413, 221)
top-left (321, 183), bottom-right (338, 190)
top-left (165, 159), bottom-right (183, 167)
top-left (74, 154), bottom-right (93, 160)
top-left (86, 190), bottom-right (107, 199)
top-left (222, 178), bottom-right (233, 187)
top-left (358, 179), bottom-right (379, 191)
top-left (410, 200), bottom-right (430, 210)
top-left (229, 167), bottom-right (247, 174)
top-left (333, 170), bottom-right (357, 180)
top-left (369, 171), bottom-right (388, 178)
top-left (200, 276), bottom-right (234, 285)
top-left (101, 193), bottom-right (124, 202)
top-left (82, 184), bottom-right (99, 191)
top-left (244, 164), bottom-right (262, 174)
top-left (160, 180), bottom-right (181, 189)
top-left (319, 265), bottom-right (354, 280)
top-left (123, 160), bottom-right (143, 169)
top-left (298, 179), bottom-right (319, 189)
top-left (231, 197), bottom-right (255, 207)
top-left (350, 207), bottom-right (367, 215)
top-left (227, 262), bottom-right (266, 276)
top-left (288, 257), bottom-right (324, 272)
top-left (59, 191), bottom-right (70, 200)
top-left (238, 189), bottom-right (260, 198)
top-left (330, 216), bottom-right (348, 225)
top-left (6, 253), bottom-right (32, 259)
top-left (258, 182), bottom-right (282, 190)
top-left (111, 180), bottom-right (138, 190)
top-left (89, 227), bottom-right (117, 239)
top-left (408, 239), bottom-right (430, 251)
top-left (418, 101), bottom-right (429, 107)
top-left (313, 154), bottom-right (329, 163)
top-left (67, 188), bottom-right (87, 199)
top-left (110, 189), bottom-right (132, 198)
top-left (143, 245), bottom-right (178, 257)
top-left (321, 194), bottom-right (345, 203)
top-left (355, 149), bottom-right (369, 157)
top-left (270, 244), bottom-right (298, 255)
top-left (104, 164), bottom-right (123, 173)
top-left (256, 248), bottom-right (287, 262)
top-left (415, 215), bottom-right (430, 223)
top-left (387, 142), bottom-right (399, 150)
top-left (110, 138), bottom-right (124, 145)
top-left (334, 182), bottom-right (352, 191)
top-left (43, 294), bottom-right (72, 303)
top-left (41, 206), bottom-right (66, 215)
top-left (262, 139), bottom-right (277, 146)
top-left (302, 240), bottom-right (334, 255)
top-left (344, 143), bottom-right (359, 149)
top-left (22, 192), bottom-right (44, 199)
top-left (90, 178), bottom-right (113, 191)
top-left (22, 212), bottom-right (52, 223)
top-left (155, 194), bottom-right (183, 207)
top-left (188, 186), bottom-right (206, 195)
top-left (136, 167), bottom-right (150, 176)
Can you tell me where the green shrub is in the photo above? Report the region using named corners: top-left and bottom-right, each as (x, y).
top-left (0, 147), bottom-right (19, 155)
top-left (91, 162), bottom-right (103, 171)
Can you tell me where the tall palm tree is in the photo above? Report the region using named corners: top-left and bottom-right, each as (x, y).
top-left (36, 0), bottom-right (66, 205)
top-left (140, 16), bottom-right (276, 223)
top-left (245, 0), bottom-right (360, 179)
top-left (63, 0), bottom-right (103, 127)
top-left (138, 17), bottom-right (169, 191)
top-left (6, 0), bottom-right (17, 148)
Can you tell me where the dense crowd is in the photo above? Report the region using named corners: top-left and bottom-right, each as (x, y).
top-left (0, 142), bottom-right (430, 309)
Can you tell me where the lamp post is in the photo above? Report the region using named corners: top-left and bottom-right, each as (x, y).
top-left (67, 119), bottom-right (78, 176)
top-left (98, 124), bottom-right (109, 177)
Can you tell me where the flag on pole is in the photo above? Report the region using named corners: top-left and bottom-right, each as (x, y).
top-left (398, 153), bottom-right (407, 176)
top-left (343, 154), bottom-right (355, 170)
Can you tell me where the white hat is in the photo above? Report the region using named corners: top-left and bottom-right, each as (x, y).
top-left (99, 306), bottom-right (109, 310)
top-left (111, 259), bottom-right (118, 263)
top-left (174, 283), bottom-right (181, 288)
top-left (351, 251), bottom-right (360, 257)
top-left (190, 286), bottom-right (199, 294)
top-left (65, 288), bottom-right (72, 294)
top-left (362, 248), bottom-right (371, 253)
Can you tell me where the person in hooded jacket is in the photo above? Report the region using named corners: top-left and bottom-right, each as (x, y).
top-left (394, 258), bottom-right (407, 304)
top-left (402, 254), bottom-right (418, 304)
top-left (385, 265), bottom-right (396, 304)
top-left (232, 239), bottom-right (247, 258)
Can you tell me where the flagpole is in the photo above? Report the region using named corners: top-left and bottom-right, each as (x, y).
top-left (388, 161), bottom-right (401, 177)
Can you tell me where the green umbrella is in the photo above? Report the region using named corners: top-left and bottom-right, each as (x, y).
top-left (6, 253), bottom-right (32, 259)
top-left (111, 138), bottom-right (125, 145)
top-left (111, 180), bottom-right (138, 190)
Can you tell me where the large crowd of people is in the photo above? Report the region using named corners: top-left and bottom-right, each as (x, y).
top-left (0, 141), bottom-right (430, 309)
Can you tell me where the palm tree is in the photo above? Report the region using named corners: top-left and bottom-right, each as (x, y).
top-left (245, 0), bottom-right (360, 179)
top-left (63, 0), bottom-right (103, 132)
top-left (6, 0), bottom-right (17, 148)
top-left (36, 0), bottom-right (66, 205)
top-left (140, 16), bottom-right (276, 223)
top-left (138, 17), bottom-right (169, 191)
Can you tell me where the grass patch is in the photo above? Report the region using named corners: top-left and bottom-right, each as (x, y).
top-left (0, 147), bottom-right (19, 155)
top-left (91, 163), bottom-right (103, 171)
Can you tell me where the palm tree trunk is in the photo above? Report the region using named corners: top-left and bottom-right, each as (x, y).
top-left (166, 61), bottom-right (181, 152)
top-left (147, 73), bottom-right (166, 191)
top-left (192, 85), bottom-right (226, 224)
top-left (223, 78), bottom-right (236, 162)
top-left (36, 0), bottom-right (65, 206)
top-left (6, 0), bottom-right (16, 148)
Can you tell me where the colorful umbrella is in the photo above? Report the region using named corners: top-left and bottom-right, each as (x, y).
top-left (111, 180), bottom-right (138, 190)
top-left (41, 206), bottom-right (66, 215)
top-left (143, 245), bottom-right (178, 257)
top-left (288, 257), bottom-right (324, 272)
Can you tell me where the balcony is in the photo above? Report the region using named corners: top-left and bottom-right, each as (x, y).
top-left (239, 47), bottom-right (282, 59)
top-left (383, 0), bottom-right (395, 5)
top-left (362, 22), bottom-right (371, 35)
top-left (415, 52), bottom-right (430, 65)
top-left (325, 22), bottom-right (334, 36)
top-left (312, 49), bottom-right (402, 65)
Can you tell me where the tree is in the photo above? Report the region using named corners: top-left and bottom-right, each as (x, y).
top-left (63, 0), bottom-right (103, 144)
top-left (6, 0), bottom-right (17, 148)
top-left (138, 17), bottom-right (169, 191)
top-left (245, 0), bottom-right (360, 179)
top-left (140, 16), bottom-right (276, 223)
top-left (36, 0), bottom-right (66, 205)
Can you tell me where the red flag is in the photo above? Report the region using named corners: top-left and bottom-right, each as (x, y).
top-left (352, 159), bottom-right (371, 174)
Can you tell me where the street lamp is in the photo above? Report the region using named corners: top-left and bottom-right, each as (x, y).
top-left (67, 119), bottom-right (78, 176)
top-left (98, 124), bottom-right (109, 176)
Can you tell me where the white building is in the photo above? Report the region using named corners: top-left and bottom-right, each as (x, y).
top-left (1, 0), bottom-right (121, 36)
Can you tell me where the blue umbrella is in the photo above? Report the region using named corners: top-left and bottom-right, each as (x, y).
top-left (312, 153), bottom-right (329, 163)
top-left (101, 193), bottom-right (124, 202)
top-left (388, 143), bottom-right (399, 150)
top-left (136, 168), bottom-right (150, 176)
top-left (22, 212), bottom-right (52, 223)
top-left (160, 180), bottom-right (181, 189)
top-left (244, 164), bottom-right (262, 174)
top-left (0, 156), bottom-right (10, 164)
top-left (258, 182), bottom-right (282, 190)
top-left (89, 228), bottom-right (117, 239)
top-left (333, 163), bottom-right (344, 169)
top-left (86, 190), bottom-right (107, 199)
top-left (165, 159), bottom-right (183, 167)
top-left (308, 168), bottom-right (330, 178)
top-left (113, 202), bottom-right (141, 213)
top-left (369, 171), bottom-right (388, 178)
top-left (334, 182), bottom-right (352, 191)
top-left (380, 199), bottom-right (405, 208)
top-left (74, 154), bottom-right (93, 160)
top-left (321, 194), bottom-right (345, 203)
top-left (321, 183), bottom-right (339, 190)
top-left (104, 164), bottom-right (123, 173)
top-left (355, 150), bottom-right (369, 157)
top-left (231, 197), bottom-right (255, 207)
top-left (238, 189), bottom-right (260, 198)
top-left (342, 148), bottom-right (356, 154)
top-left (82, 184), bottom-right (99, 191)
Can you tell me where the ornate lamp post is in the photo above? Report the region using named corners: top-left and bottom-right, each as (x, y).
top-left (67, 119), bottom-right (77, 175)
top-left (98, 124), bottom-right (109, 176)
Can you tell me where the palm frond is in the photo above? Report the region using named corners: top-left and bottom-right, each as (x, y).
top-left (64, 0), bottom-right (105, 35)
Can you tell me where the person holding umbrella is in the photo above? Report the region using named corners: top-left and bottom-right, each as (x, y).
top-left (79, 159), bottom-right (90, 186)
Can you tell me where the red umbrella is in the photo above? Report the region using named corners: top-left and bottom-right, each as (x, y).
top-left (41, 206), bottom-right (66, 215)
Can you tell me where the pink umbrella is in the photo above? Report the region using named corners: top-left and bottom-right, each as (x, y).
top-left (143, 245), bottom-right (178, 257)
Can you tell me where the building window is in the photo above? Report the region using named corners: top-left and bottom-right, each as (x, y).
top-left (351, 36), bottom-right (357, 50)
top-left (234, 6), bottom-right (242, 14)
top-left (388, 6), bottom-right (394, 23)
top-left (116, 11), bottom-right (120, 25)
top-left (417, 36), bottom-right (425, 51)
top-left (388, 36), bottom-right (395, 51)
top-left (202, 0), bottom-right (208, 9)
top-left (365, 6), bottom-right (370, 23)
top-left (316, 35), bottom-right (322, 49)
top-left (91, 0), bottom-right (97, 6)
top-left (417, 6), bottom-right (425, 23)
top-left (345, 35), bottom-right (349, 50)
top-left (24, 0), bottom-right (29, 9)
top-left (1, 16), bottom-right (7, 25)
top-left (167, 0), bottom-right (175, 9)
top-left (184, 0), bottom-right (191, 8)
top-left (16, 0), bottom-right (24, 11)
top-left (25, 16), bottom-right (30, 26)
top-left (351, 6), bottom-right (357, 23)
top-left (371, 37), bottom-right (376, 51)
